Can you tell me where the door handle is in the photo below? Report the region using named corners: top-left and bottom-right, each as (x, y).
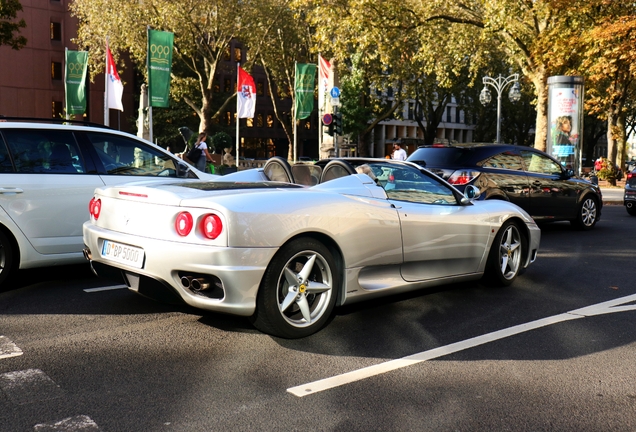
top-left (0, 188), bottom-right (24, 194)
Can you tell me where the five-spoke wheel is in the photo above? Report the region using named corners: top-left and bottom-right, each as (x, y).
top-left (251, 238), bottom-right (338, 338)
top-left (486, 221), bottom-right (524, 286)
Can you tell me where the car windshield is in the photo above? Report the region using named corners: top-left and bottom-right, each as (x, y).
top-left (407, 147), bottom-right (473, 166)
top-left (353, 161), bottom-right (458, 205)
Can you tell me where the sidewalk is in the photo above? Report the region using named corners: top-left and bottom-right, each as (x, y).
top-left (597, 179), bottom-right (624, 205)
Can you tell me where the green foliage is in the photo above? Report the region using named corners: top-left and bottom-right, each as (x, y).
top-left (0, 0), bottom-right (26, 49)
top-left (210, 132), bottom-right (232, 153)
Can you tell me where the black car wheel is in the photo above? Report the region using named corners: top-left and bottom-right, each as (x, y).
top-left (485, 220), bottom-right (524, 287)
top-left (626, 205), bottom-right (636, 216)
top-left (0, 230), bottom-right (16, 289)
top-left (571, 196), bottom-right (598, 230)
top-left (250, 238), bottom-right (339, 339)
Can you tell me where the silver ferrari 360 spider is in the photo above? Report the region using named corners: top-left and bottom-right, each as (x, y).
top-left (83, 157), bottom-right (540, 338)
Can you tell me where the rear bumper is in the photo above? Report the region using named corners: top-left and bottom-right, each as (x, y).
top-left (83, 222), bottom-right (278, 316)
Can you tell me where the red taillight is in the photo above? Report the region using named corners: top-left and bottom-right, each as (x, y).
top-left (89, 198), bottom-right (101, 220)
top-left (200, 214), bottom-right (223, 239)
top-left (628, 172), bottom-right (635, 180)
top-left (448, 170), bottom-right (480, 185)
top-left (175, 212), bottom-right (194, 236)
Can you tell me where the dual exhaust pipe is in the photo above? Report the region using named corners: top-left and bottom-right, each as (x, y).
top-left (181, 275), bottom-right (211, 292)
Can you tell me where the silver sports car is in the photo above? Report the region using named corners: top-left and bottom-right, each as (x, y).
top-left (83, 157), bottom-right (540, 338)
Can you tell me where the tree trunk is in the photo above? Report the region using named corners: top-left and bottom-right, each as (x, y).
top-left (607, 110), bottom-right (618, 186)
top-left (531, 69), bottom-right (549, 152)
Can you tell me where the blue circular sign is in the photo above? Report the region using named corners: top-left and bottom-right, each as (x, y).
top-left (330, 87), bottom-right (340, 98)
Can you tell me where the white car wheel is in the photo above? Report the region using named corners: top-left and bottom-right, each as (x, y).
top-left (251, 238), bottom-right (338, 338)
top-left (485, 221), bottom-right (523, 287)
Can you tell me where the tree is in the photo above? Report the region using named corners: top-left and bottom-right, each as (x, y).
top-left (544, 0), bottom-right (636, 184)
top-left (71, 0), bottom-right (285, 135)
top-left (306, 0), bottom-right (580, 152)
top-left (0, 0), bottom-right (26, 49)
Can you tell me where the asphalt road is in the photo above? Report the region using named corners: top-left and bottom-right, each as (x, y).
top-left (1, 206), bottom-right (635, 431)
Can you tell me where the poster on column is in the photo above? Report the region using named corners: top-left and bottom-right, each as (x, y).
top-left (549, 86), bottom-right (581, 168)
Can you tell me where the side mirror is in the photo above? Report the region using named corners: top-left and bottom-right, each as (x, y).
top-left (176, 161), bottom-right (190, 178)
top-left (461, 185), bottom-right (481, 204)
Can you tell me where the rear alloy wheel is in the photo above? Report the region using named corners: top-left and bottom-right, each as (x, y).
top-left (250, 238), bottom-right (338, 339)
top-left (0, 230), bottom-right (16, 289)
top-left (485, 221), bottom-right (523, 287)
top-left (571, 196), bottom-right (598, 230)
top-left (626, 204), bottom-right (636, 216)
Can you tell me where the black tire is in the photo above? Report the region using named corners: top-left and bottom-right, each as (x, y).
top-left (484, 221), bottom-right (524, 287)
top-left (250, 238), bottom-right (339, 339)
top-left (0, 230), bottom-right (16, 289)
top-left (570, 195), bottom-right (598, 230)
top-left (626, 205), bottom-right (636, 216)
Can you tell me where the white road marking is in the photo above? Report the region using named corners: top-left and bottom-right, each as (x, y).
top-left (83, 285), bottom-right (128, 293)
top-left (0, 336), bottom-right (23, 359)
top-left (0, 369), bottom-right (63, 405)
top-left (34, 415), bottom-right (99, 431)
top-left (288, 293), bottom-right (636, 397)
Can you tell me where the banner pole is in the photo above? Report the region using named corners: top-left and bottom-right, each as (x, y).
top-left (147, 26), bottom-right (153, 143)
top-left (236, 62), bottom-right (239, 158)
top-left (104, 38), bottom-right (109, 126)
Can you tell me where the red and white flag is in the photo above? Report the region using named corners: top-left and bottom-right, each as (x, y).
top-left (318, 55), bottom-right (332, 112)
top-left (237, 66), bottom-right (256, 118)
top-left (106, 43), bottom-right (124, 112)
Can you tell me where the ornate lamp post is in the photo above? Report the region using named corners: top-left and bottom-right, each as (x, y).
top-left (480, 74), bottom-right (521, 144)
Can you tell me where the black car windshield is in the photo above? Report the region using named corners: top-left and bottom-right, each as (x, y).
top-left (408, 147), bottom-right (473, 166)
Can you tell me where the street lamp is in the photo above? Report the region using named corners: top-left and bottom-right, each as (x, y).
top-left (480, 74), bottom-right (521, 144)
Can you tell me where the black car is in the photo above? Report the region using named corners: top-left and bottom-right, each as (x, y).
top-left (407, 143), bottom-right (602, 230)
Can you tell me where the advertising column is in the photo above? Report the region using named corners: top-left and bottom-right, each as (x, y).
top-left (546, 75), bottom-right (585, 174)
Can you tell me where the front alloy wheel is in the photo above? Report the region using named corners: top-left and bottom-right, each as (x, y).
top-left (571, 196), bottom-right (598, 230)
top-left (486, 221), bottom-right (523, 287)
top-left (251, 238), bottom-right (338, 338)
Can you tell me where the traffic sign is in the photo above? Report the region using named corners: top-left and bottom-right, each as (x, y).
top-left (322, 113), bottom-right (333, 125)
top-left (330, 87), bottom-right (340, 98)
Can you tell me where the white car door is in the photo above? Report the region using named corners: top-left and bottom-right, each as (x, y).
top-left (0, 129), bottom-right (104, 254)
top-left (383, 165), bottom-right (490, 282)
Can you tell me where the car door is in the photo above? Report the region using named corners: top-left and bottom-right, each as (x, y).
top-left (384, 165), bottom-right (491, 282)
top-left (0, 128), bottom-right (104, 254)
top-left (520, 150), bottom-right (578, 219)
top-left (78, 131), bottom-right (199, 186)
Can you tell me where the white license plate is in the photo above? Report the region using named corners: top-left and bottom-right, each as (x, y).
top-left (101, 240), bottom-right (145, 269)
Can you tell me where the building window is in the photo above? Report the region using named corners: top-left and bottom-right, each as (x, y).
top-left (224, 78), bottom-right (231, 93)
top-left (51, 61), bottom-right (62, 80)
top-left (257, 82), bottom-right (264, 96)
top-left (246, 117), bottom-right (253, 127)
top-left (223, 46), bottom-right (231, 61)
top-left (408, 102), bottom-right (414, 120)
top-left (213, 78), bottom-right (220, 93)
top-left (52, 101), bottom-right (63, 118)
top-left (446, 106), bottom-right (452, 123)
top-left (50, 22), bottom-right (61, 41)
top-left (304, 120), bottom-right (311, 130)
top-left (256, 113), bottom-right (263, 127)
top-left (225, 111), bottom-right (232, 126)
top-left (234, 47), bottom-right (242, 62)
top-left (267, 114), bottom-right (274, 128)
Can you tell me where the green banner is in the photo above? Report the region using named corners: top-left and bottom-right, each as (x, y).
top-left (294, 63), bottom-right (316, 120)
top-left (64, 50), bottom-right (88, 115)
top-left (148, 29), bottom-right (174, 108)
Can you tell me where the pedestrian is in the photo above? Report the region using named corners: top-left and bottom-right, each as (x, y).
top-left (185, 132), bottom-right (214, 172)
top-left (392, 143), bottom-right (407, 161)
